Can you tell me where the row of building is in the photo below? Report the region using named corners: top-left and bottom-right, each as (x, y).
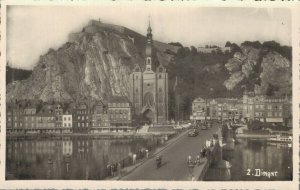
top-left (6, 96), bottom-right (133, 134)
top-left (190, 92), bottom-right (292, 127)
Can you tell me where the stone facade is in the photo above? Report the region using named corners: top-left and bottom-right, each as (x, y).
top-left (191, 92), bottom-right (291, 126)
top-left (129, 22), bottom-right (168, 124)
top-left (107, 96), bottom-right (132, 131)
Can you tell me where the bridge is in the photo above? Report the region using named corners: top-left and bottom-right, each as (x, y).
top-left (121, 124), bottom-right (220, 180)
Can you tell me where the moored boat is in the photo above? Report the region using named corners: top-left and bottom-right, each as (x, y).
top-left (268, 135), bottom-right (292, 143)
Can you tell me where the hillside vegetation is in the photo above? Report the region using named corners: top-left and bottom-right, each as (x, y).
top-left (167, 41), bottom-right (292, 120)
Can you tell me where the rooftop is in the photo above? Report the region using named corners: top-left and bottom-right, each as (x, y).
top-left (109, 96), bottom-right (130, 103)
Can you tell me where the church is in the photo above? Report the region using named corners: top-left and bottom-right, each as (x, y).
top-left (129, 21), bottom-right (169, 124)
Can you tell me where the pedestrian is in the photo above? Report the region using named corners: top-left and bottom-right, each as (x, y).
top-left (132, 154), bottom-right (137, 164)
top-left (196, 154), bottom-right (200, 165)
top-left (107, 164), bottom-right (111, 176)
top-left (210, 139), bottom-right (214, 147)
top-left (187, 155), bottom-right (192, 164)
top-left (113, 163), bottom-right (117, 176)
top-left (111, 164), bottom-right (115, 176)
top-left (145, 149), bottom-right (149, 158)
top-left (117, 162), bottom-right (121, 178)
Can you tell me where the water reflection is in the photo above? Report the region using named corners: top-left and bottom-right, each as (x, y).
top-left (204, 139), bottom-right (292, 181)
top-left (6, 136), bottom-right (162, 180)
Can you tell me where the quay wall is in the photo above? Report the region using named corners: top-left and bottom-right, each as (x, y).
top-left (6, 131), bottom-right (176, 140)
top-left (188, 143), bottom-right (220, 181)
top-left (236, 134), bottom-right (276, 139)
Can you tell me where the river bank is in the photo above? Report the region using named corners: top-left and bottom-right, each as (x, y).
top-left (7, 130), bottom-right (178, 140)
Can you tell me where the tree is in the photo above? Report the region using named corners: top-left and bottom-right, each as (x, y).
top-left (225, 41), bottom-right (231, 47)
top-left (190, 46), bottom-right (197, 55)
top-left (247, 120), bottom-right (264, 130)
top-left (230, 43), bottom-right (242, 53)
top-left (168, 42), bottom-right (183, 48)
top-left (241, 41), bottom-right (262, 49)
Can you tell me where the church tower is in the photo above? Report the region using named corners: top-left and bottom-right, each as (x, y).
top-left (145, 20), bottom-right (155, 72)
top-left (129, 19), bottom-right (168, 124)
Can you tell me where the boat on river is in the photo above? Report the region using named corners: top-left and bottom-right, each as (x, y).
top-left (268, 135), bottom-right (292, 143)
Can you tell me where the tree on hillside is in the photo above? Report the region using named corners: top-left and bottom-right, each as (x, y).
top-left (262, 41), bottom-right (292, 61)
top-left (241, 41), bottom-right (262, 49)
top-left (225, 41), bottom-right (232, 47)
top-left (168, 42), bottom-right (183, 48)
top-left (190, 46), bottom-right (197, 55)
top-left (230, 43), bottom-right (242, 53)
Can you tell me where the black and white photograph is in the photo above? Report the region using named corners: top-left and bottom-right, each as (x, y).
top-left (2, 2), bottom-right (297, 186)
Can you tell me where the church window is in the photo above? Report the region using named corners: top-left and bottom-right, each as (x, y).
top-left (147, 59), bottom-right (150, 64)
top-left (147, 83), bottom-right (150, 87)
top-left (159, 75), bottom-right (161, 79)
top-left (159, 68), bottom-right (163, 72)
top-left (135, 68), bottom-right (139, 72)
top-left (147, 68), bottom-right (150, 71)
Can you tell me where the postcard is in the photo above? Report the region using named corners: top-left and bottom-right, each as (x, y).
top-left (0, 1), bottom-right (299, 189)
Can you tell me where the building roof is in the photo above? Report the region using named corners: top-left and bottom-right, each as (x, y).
top-left (109, 96), bottom-right (130, 103)
top-left (37, 104), bottom-right (55, 116)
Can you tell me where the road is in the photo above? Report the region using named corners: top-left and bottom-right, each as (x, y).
top-left (122, 124), bottom-right (220, 180)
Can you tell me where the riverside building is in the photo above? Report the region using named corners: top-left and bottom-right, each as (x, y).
top-left (107, 96), bottom-right (132, 132)
top-left (191, 92), bottom-right (291, 127)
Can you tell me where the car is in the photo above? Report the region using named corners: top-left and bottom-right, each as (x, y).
top-left (188, 129), bottom-right (199, 137)
top-left (201, 125), bottom-right (208, 130)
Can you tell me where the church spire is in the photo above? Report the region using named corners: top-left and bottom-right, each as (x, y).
top-left (145, 17), bottom-right (153, 71)
top-left (147, 15), bottom-right (152, 41)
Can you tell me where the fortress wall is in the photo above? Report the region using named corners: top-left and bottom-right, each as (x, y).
top-left (88, 20), bottom-right (126, 34)
top-left (68, 32), bottom-right (87, 43)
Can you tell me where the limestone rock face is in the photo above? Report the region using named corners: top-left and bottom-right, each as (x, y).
top-left (223, 45), bottom-right (292, 96)
top-left (260, 51), bottom-right (291, 95)
top-left (6, 20), bottom-right (178, 102)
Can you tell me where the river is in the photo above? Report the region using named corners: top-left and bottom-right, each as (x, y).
top-left (204, 138), bottom-right (293, 181)
top-left (6, 136), bottom-right (166, 180)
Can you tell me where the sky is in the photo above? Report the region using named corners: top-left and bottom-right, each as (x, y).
top-left (7, 6), bottom-right (291, 70)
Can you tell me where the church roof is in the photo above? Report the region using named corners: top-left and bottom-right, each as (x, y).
top-left (109, 96), bottom-right (130, 103)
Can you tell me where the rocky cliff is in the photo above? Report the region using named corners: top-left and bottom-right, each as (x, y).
top-left (223, 42), bottom-right (292, 96)
top-left (6, 20), bottom-right (178, 103)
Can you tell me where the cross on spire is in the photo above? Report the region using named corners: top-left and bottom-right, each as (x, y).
top-left (147, 15), bottom-right (152, 34)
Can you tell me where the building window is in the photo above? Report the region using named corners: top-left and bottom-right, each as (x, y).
top-left (159, 75), bottom-right (161, 79)
top-left (136, 75), bottom-right (138, 79)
